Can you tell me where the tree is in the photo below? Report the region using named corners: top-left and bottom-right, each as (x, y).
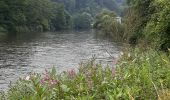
top-left (94, 10), bottom-right (124, 40)
top-left (0, 0), bottom-right (72, 33)
top-left (50, 4), bottom-right (72, 30)
top-left (73, 12), bottom-right (93, 29)
top-left (125, 0), bottom-right (170, 50)
top-left (144, 0), bottom-right (170, 50)
top-left (124, 0), bottom-right (154, 44)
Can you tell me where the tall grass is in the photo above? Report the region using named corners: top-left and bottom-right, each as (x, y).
top-left (0, 48), bottom-right (170, 100)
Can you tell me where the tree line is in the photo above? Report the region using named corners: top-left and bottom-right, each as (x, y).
top-left (0, 0), bottom-right (73, 33)
top-left (125, 0), bottom-right (170, 50)
top-left (93, 0), bottom-right (170, 50)
top-left (0, 0), bottom-right (126, 33)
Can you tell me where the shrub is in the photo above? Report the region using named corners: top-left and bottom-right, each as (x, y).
top-left (73, 12), bottom-right (93, 29)
top-left (143, 0), bottom-right (170, 51)
top-left (94, 10), bottom-right (125, 41)
top-left (0, 26), bottom-right (7, 32)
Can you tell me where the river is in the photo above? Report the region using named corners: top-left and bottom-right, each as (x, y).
top-left (0, 30), bottom-right (122, 90)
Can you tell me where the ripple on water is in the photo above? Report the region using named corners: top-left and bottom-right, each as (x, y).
top-left (0, 30), bottom-right (122, 90)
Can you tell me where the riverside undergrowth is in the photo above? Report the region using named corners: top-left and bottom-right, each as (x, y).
top-left (0, 48), bottom-right (170, 100)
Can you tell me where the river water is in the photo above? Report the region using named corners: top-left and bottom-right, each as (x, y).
top-left (0, 30), bottom-right (122, 90)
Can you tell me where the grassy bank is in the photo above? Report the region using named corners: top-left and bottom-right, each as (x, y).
top-left (0, 48), bottom-right (170, 100)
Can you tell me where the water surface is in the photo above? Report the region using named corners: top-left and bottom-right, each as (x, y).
top-left (0, 30), bottom-right (122, 90)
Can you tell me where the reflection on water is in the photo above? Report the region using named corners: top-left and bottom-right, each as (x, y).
top-left (0, 30), bottom-right (122, 90)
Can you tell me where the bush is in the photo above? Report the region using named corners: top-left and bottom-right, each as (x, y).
top-left (0, 26), bottom-right (7, 32)
top-left (73, 12), bottom-right (93, 29)
top-left (94, 10), bottom-right (125, 41)
top-left (143, 0), bottom-right (170, 51)
top-left (124, 0), bottom-right (170, 50)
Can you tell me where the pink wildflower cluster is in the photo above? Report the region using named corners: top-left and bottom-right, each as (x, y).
top-left (40, 69), bottom-right (58, 87)
top-left (67, 68), bottom-right (76, 78)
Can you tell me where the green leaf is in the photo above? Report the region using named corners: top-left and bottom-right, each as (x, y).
top-left (60, 84), bottom-right (70, 92)
top-left (51, 67), bottom-right (57, 77)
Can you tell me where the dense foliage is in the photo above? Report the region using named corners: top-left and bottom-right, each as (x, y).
top-left (53, 0), bottom-right (126, 16)
top-left (73, 12), bottom-right (93, 29)
top-left (125, 0), bottom-right (170, 50)
top-left (0, 0), bottom-right (126, 33)
top-left (93, 10), bottom-right (124, 41)
top-left (0, 49), bottom-right (169, 99)
top-left (0, 0), bottom-right (169, 99)
top-left (52, 0), bottom-right (126, 30)
top-left (0, 0), bottom-right (73, 33)
top-left (144, 0), bottom-right (170, 50)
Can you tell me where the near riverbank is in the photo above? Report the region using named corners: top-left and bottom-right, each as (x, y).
top-left (1, 48), bottom-right (169, 100)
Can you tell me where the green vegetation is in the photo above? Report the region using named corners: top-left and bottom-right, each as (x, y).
top-left (0, 0), bottom-right (126, 33)
top-left (0, 0), bottom-right (72, 33)
top-left (73, 12), bottom-right (93, 29)
top-left (94, 0), bottom-right (170, 50)
top-left (0, 49), bottom-right (169, 99)
top-left (50, 5), bottom-right (72, 31)
top-left (52, 0), bottom-right (126, 16)
top-left (0, 0), bottom-right (170, 99)
top-left (124, 0), bottom-right (170, 50)
top-left (93, 10), bottom-right (124, 41)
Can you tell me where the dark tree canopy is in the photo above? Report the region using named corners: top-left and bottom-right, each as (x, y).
top-left (0, 0), bottom-right (126, 33)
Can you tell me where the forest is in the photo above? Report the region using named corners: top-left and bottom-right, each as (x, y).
top-left (94, 0), bottom-right (170, 50)
top-left (1, 0), bottom-right (169, 50)
top-left (0, 0), bottom-right (126, 32)
top-left (0, 0), bottom-right (170, 99)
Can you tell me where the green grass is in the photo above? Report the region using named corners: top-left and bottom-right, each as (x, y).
top-left (0, 48), bottom-right (170, 100)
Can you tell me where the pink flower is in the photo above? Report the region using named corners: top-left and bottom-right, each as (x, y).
top-left (42, 69), bottom-right (50, 80)
top-left (67, 69), bottom-right (76, 78)
top-left (44, 74), bottom-right (50, 80)
top-left (40, 69), bottom-right (59, 87)
top-left (49, 79), bottom-right (58, 86)
top-left (40, 69), bottom-right (50, 85)
top-left (40, 79), bottom-right (45, 85)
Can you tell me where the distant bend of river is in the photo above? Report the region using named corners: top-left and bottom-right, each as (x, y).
top-left (0, 30), bottom-right (122, 90)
